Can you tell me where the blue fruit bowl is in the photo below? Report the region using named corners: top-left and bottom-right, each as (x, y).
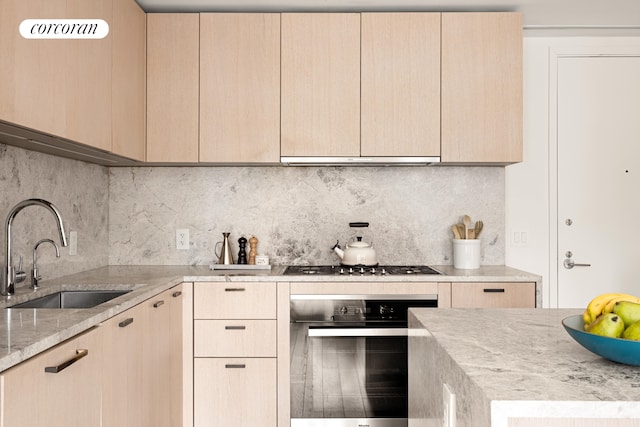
top-left (562, 315), bottom-right (640, 366)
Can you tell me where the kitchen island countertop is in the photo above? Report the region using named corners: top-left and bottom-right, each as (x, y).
top-left (0, 264), bottom-right (540, 372)
top-left (408, 308), bottom-right (640, 427)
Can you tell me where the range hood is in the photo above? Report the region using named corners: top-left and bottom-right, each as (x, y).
top-left (280, 156), bottom-right (440, 166)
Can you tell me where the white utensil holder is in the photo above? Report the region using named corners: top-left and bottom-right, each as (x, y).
top-left (453, 239), bottom-right (481, 269)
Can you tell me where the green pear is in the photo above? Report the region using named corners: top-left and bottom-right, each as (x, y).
top-left (622, 320), bottom-right (640, 340)
top-left (612, 301), bottom-right (640, 327)
top-left (586, 312), bottom-right (625, 338)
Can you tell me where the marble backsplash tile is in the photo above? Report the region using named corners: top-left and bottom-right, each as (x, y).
top-left (109, 165), bottom-right (505, 266)
top-left (0, 144), bottom-right (109, 284)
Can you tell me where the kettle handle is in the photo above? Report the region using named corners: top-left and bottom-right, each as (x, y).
top-left (214, 241), bottom-right (222, 258)
top-left (349, 222), bottom-right (369, 228)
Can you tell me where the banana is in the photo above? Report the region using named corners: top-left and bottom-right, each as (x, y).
top-left (602, 294), bottom-right (640, 315)
top-left (584, 293), bottom-right (632, 326)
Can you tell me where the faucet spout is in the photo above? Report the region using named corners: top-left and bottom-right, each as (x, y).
top-left (2, 199), bottom-right (68, 296)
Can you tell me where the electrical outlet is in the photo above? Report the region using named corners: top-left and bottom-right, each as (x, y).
top-left (68, 231), bottom-right (78, 256)
top-left (511, 230), bottom-right (528, 247)
top-left (176, 229), bottom-right (189, 250)
top-left (443, 383), bottom-right (456, 427)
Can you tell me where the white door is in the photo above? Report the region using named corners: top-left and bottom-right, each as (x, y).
top-left (556, 54), bottom-right (640, 308)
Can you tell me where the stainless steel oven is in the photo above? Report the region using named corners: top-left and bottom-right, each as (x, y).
top-left (289, 289), bottom-right (438, 427)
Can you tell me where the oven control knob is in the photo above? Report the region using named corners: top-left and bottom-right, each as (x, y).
top-left (340, 306), bottom-right (348, 315)
top-left (371, 267), bottom-right (376, 274)
top-left (379, 305), bottom-right (394, 316)
top-left (348, 267), bottom-right (354, 274)
top-left (339, 268), bottom-right (345, 275)
top-left (381, 268), bottom-right (387, 275)
top-left (359, 267), bottom-right (365, 274)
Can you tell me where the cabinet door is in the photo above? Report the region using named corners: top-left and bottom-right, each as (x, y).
top-left (194, 320), bottom-right (277, 357)
top-left (111, 0), bottom-right (146, 161)
top-left (441, 12), bottom-right (523, 164)
top-left (0, 327), bottom-right (102, 427)
top-left (281, 13), bottom-right (360, 157)
top-left (65, 0), bottom-right (112, 152)
top-left (147, 14), bottom-right (199, 162)
top-left (361, 13), bottom-right (441, 157)
top-left (143, 285), bottom-right (185, 427)
top-left (200, 13), bottom-right (280, 163)
top-left (194, 358), bottom-right (277, 427)
top-left (102, 302), bottom-right (146, 427)
top-left (451, 282), bottom-right (535, 308)
top-left (0, 0), bottom-right (67, 137)
top-left (194, 282), bottom-right (277, 319)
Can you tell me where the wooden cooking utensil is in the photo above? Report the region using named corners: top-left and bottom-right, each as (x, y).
top-left (456, 223), bottom-right (466, 239)
top-left (474, 220), bottom-right (483, 238)
top-left (451, 225), bottom-right (462, 239)
top-left (463, 215), bottom-right (471, 239)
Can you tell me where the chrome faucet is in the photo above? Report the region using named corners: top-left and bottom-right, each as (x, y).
top-left (2, 199), bottom-right (68, 296)
top-left (31, 239), bottom-right (60, 290)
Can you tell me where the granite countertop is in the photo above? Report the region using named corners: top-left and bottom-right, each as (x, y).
top-left (408, 308), bottom-right (640, 425)
top-left (0, 264), bottom-right (540, 373)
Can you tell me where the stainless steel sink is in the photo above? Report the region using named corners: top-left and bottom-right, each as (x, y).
top-left (9, 290), bottom-right (131, 309)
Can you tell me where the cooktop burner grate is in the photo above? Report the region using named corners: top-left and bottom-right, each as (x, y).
top-left (283, 265), bottom-right (441, 276)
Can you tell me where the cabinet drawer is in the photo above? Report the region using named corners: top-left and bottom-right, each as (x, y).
top-left (194, 358), bottom-right (276, 427)
top-left (451, 282), bottom-right (535, 308)
top-left (194, 282), bottom-right (276, 319)
top-left (194, 320), bottom-right (276, 357)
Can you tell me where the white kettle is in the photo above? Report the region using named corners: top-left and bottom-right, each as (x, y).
top-left (332, 222), bottom-right (378, 266)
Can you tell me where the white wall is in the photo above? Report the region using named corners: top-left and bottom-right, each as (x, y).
top-left (506, 34), bottom-right (640, 308)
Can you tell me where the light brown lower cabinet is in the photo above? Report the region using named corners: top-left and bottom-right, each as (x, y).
top-left (101, 283), bottom-right (188, 427)
top-left (0, 327), bottom-right (103, 427)
top-left (194, 358), bottom-right (277, 427)
top-left (451, 282), bottom-right (536, 308)
top-left (193, 282), bottom-right (278, 427)
top-left (102, 302), bottom-right (145, 427)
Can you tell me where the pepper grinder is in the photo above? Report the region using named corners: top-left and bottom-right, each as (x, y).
top-left (248, 236), bottom-right (258, 265)
top-left (237, 236), bottom-right (248, 265)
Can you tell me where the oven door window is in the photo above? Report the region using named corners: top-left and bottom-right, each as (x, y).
top-left (290, 323), bottom-right (408, 419)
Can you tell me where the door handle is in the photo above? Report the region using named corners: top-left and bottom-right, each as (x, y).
top-left (563, 258), bottom-right (591, 269)
top-left (45, 349), bottom-right (88, 373)
top-left (308, 328), bottom-right (408, 337)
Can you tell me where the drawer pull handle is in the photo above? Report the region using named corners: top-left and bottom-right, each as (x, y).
top-left (45, 349), bottom-right (88, 373)
top-left (224, 287), bottom-right (245, 292)
top-left (172, 291), bottom-right (182, 298)
top-left (225, 364), bottom-right (246, 369)
top-left (483, 288), bottom-right (505, 293)
top-left (153, 300), bottom-right (165, 308)
top-left (225, 325), bottom-right (246, 330)
top-left (118, 318), bottom-right (134, 328)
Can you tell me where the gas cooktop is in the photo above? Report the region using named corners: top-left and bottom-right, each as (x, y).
top-left (283, 265), bottom-right (441, 276)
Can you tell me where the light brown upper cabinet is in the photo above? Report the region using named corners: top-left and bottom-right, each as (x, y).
top-left (111, 0), bottom-right (146, 161)
top-left (441, 12), bottom-right (523, 164)
top-left (147, 13), bottom-right (199, 163)
top-left (65, 0), bottom-right (112, 152)
top-left (281, 13), bottom-right (361, 157)
top-left (0, 0), bottom-right (145, 162)
top-left (0, 0), bottom-right (67, 138)
top-left (361, 13), bottom-right (441, 157)
top-left (200, 14), bottom-right (280, 163)
top-left (0, 0), bottom-right (112, 152)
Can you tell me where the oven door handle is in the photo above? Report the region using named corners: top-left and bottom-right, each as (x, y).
top-left (307, 327), bottom-right (408, 337)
